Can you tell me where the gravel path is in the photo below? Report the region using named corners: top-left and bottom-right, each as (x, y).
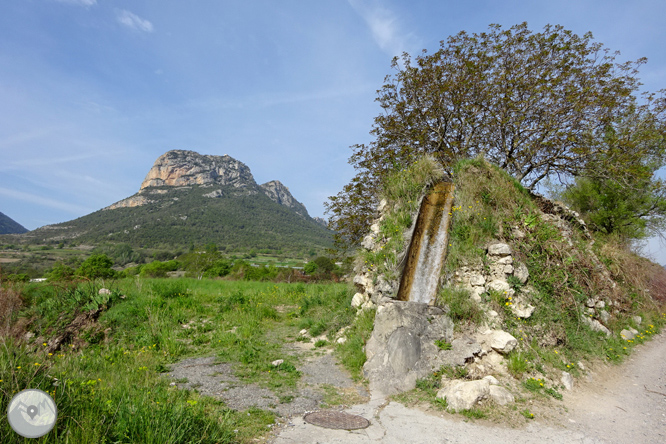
top-left (270, 332), bottom-right (666, 443)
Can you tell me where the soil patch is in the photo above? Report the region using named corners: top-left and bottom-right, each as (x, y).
top-left (166, 345), bottom-right (368, 418)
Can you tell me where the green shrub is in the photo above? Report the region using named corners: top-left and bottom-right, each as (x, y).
top-left (76, 254), bottom-right (115, 279)
top-left (140, 260), bottom-right (180, 278)
top-left (47, 263), bottom-right (76, 281)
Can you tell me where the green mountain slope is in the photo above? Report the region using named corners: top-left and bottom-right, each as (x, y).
top-left (17, 150), bottom-right (333, 253)
top-left (0, 211), bottom-right (28, 234)
top-left (23, 184), bottom-right (332, 252)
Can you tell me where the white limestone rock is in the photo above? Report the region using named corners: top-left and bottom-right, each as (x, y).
top-left (469, 274), bottom-right (486, 287)
top-left (599, 310), bottom-right (610, 323)
top-left (513, 261), bottom-right (529, 284)
top-left (450, 337), bottom-right (482, 366)
top-left (361, 235), bottom-right (375, 250)
top-left (496, 256), bottom-right (514, 265)
top-left (436, 379), bottom-right (490, 411)
top-left (483, 375), bottom-right (499, 385)
top-left (620, 329), bottom-right (636, 340)
top-left (469, 286), bottom-right (485, 302)
top-left (581, 316), bottom-right (611, 337)
top-left (478, 329), bottom-right (518, 355)
top-left (351, 292), bottom-right (368, 308)
top-left (510, 300), bottom-right (536, 319)
top-left (561, 371), bottom-right (574, 390)
top-left (486, 279), bottom-right (512, 294)
top-left (360, 300), bottom-right (376, 311)
top-left (489, 385), bottom-right (515, 405)
top-left (487, 243), bottom-right (512, 256)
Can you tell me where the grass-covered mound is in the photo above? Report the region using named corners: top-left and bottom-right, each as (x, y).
top-left (355, 155), bottom-right (666, 419)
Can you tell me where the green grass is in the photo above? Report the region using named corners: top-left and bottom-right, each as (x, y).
top-left (1, 278), bottom-right (356, 443)
top-left (434, 339), bottom-right (452, 350)
top-left (460, 408), bottom-right (486, 419)
top-left (436, 286), bottom-right (485, 326)
top-left (335, 308), bottom-right (376, 380)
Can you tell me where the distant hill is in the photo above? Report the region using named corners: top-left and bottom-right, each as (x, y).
top-left (22, 150), bottom-right (332, 252)
top-left (0, 211), bottom-right (28, 234)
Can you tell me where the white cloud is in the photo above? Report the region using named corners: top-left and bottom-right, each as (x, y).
top-left (117, 10), bottom-right (154, 33)
top-left (0, 187), bottom-right (91, 215)
top-left (55, 0), bottom-right (97, 6)
top-left (347, 0), bottom-right (419, 58)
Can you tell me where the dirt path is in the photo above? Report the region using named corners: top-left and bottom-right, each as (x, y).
top-left (165, 341), bottom-right (368, 418)
top-left (557, 331), bottom-right (666, 443)
top-left (269, 333), bottom-right (666, 443)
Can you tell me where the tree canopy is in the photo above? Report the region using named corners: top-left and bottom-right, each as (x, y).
top-left (326, 22), bottom-right (665, 249)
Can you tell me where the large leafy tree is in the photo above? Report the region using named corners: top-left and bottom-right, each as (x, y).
top-left (326, 22), bottom-right (658, 249)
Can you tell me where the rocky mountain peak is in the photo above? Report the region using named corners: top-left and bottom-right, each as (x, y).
top-left (106, 150), bottom-right (314, 219)
top-left (140, 150), bottom-right (255, 190)
top-left (260, 180), bottom-right (309, 217)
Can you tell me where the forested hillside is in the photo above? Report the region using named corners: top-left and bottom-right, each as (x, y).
top-left (21, 184), bottom-right (332, 253)
top-left (0, 211), bottom-right (27, 235)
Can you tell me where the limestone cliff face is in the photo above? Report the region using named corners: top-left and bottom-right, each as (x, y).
top-left (104, 150), bottom-right (312, 217)
top-left (260, 180), bottom-right (309, 217)
top-left (105, 195), bottom-right (155, 210)
top-left (140, 150), bottom-right (255, 190)
top-left (313, 217), bottom-right (328, 227)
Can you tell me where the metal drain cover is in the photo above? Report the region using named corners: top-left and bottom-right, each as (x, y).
top-left (303, 411), bottom-right (370, 430)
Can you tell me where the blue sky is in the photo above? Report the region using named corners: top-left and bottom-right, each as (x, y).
top-left (1, 0), bottom-right (665, 264)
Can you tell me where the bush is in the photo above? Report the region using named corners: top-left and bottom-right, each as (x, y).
top-left (140, 260), bottom-right (180, 278)
top-left (47, 263), bottom-right (76, 281)
top-left (203, 259), bottom-right (232, 278)
top-left (76, 254), bottom-right (115, 279)
top-left (303, 262), bottom-right (318, 275)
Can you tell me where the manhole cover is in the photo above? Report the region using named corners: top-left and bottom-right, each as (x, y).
top-left (303, 411), bottom-right (370, 430)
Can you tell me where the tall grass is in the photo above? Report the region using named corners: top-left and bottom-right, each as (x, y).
top-left (0, 278), bottom-right (355, 443)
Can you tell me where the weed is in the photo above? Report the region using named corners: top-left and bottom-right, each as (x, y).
top-left (415, 373), bottom-right (441, 393)
top-left (520, 409), bottom-right (535, 420)
top-left (335, 308), bottom-right (376, 380)
top-left (314, 339), bottom-right (328, 348)
top-left (436, 286), bottom-right (485, 326)
top-left (507, 351), bottom-right (530, 379)
top-left (545, 387), bottom-right (563, 400)
top-left (434, 397), bottom-right (447, 409)
top-left (522, 377), bottom-right (545, 392)
top-left (461, 408), bottom-right (486, 419)
top-left (439, 365), bottom-right (468, 380)
top-left (435, 339), bottom-right (452, 350)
